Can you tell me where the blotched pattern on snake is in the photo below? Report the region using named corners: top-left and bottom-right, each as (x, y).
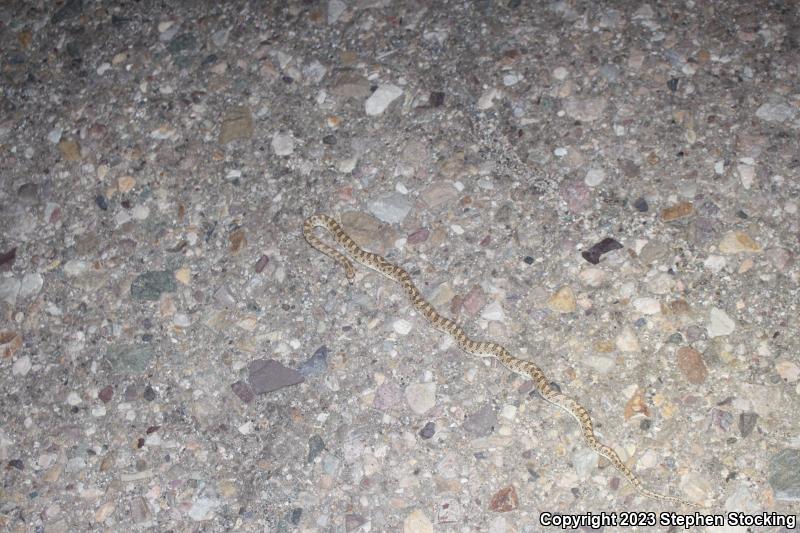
top-left (304, 213), bottom-right (702, 508)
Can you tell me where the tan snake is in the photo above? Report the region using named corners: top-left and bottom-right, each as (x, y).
top-left (304, 213), bottom-right (702, 508)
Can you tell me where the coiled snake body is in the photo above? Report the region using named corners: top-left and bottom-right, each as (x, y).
top-left (304, 213), bottom-right (701, 508)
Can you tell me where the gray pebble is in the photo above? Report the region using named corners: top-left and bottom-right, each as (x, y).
top-left (307, 435), bottom-right (325, 463)
top-left (462, 403), bottom-right (496, 436)
top-left (367, 193), bottom-right (412, 224)
top-left (768, 449), bottom-right (800, 501)
top-left (17, 183), bottom-right (40, 205)
top-left (248, 359), bottom-right (304, 394)
top-left (130, 271), bottom-right (176, 301)
top-left (106, 344), bottom-right (155, 374)
top-left (298, 345), bottom-right (328, 378)
top-left (738, 412), bottom-right (758, 438)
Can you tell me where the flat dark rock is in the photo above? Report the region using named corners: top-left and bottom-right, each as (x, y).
top-left (581, 237), bottom-right (623, 265)
top-left (248, 358), bottom-right (304, 394)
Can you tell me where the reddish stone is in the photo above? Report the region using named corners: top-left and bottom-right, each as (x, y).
top-left (489, 485), bottom-right (518, 512)
top-left (98, 385), bottom-right (114, 403)
top-left (677, 347), bottom-right (708, 384)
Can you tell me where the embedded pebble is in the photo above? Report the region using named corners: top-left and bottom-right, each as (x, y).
top-left (463, 285), bottom-right (486, 315)
top-left (130, 271), bottom-right (176, 301)
top-left (463, 403), bottom-right (497, 436)
top-left (0, 332), bottom-right (23, 358)
top-left (187, 497), bottom-right (219, 521)
top-left (768, 449), bottom-right (800, 501)
top-left (12, 355), bottom-right (31, 376)
top-left (704, 255), bottom-right (727, 272)
top-left (373, 380), bottom-right (403, 411)
top-left (0, 278), bottom-right (20, 305)
top-left (776, 360), bottom-right (800, 383)
top-left (298, 345), bottom-right (328, 378)
top-left (481, 301), bottom-right (506, 321)
top-left (405, 382), bottom-right (436, 414)
top-left (707, 307), bottom-right (735, 337)
top-left (562, 96), bottom-right (607, 122)
top-left (633, 297), bottom-right (661, 315)
top-left (421, 181), bottom-right (458, 208)
top-left (579, 268), bottom-right (607, 287)
top-left (661, 201), bottom-right (694, 222)
top-left (584, 355), bottom-right (614, 374)
top-left (403, 509), bottom-right (433, 533)
top-left (584, 167), bottom-right (605, 187)
top-left (739, 412), bottom-right (758, 438)
top-left (547, 286), bottom-right (576, 313)
top-left (106, 345), bottom-right (155, 374)
top-left (719, 231), bottom-right (761, 253)
top-left (616, 327), bottom-right (640, 352)
top-left (365, 84), bottom-right (403, 116)
top-left (755, 101), bottom-right (796, 123)
top-left (488, 485), bottom-right (518, 512)
top-left (572, 448), bottom-right (598, 478)
top-left (219, 106), bottom-right (254, 144)
top-left (368, 193), bottom-right (413, 223)
top-left (676, 347), bottom-right (708, 384)
top-left (248, 359), bottom-right (304, 394)
top-left (582, 238), bottom-right (622, 264)
top-left (271, 131), bottom-right (295, 156)
top-left (393, 318), bottom-right (413, 335)
top-left (766, 247), bottom-right (794, 272)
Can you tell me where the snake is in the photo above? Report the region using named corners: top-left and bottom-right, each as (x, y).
top-left (304, 213), bottom-right (703, 509)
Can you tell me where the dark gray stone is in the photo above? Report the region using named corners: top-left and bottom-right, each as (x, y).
top-left (298, 345), bottom-right (328, 378)
top-left (52, 0), bottom-right (83, 24)
top-left (130, 271), bottom-right (176, 301)
top-left (307, 435), bottom-right (325, 463)
top-left (106, 345), bottom-right (155, 373)
top-left (463, 403), bottom-right (496, 436)
top-left (768, 448), bottom-right (800, 501)
top-left (739, 412), bottom-right (758, 438)
top-left (248, 359), bottom-right (304, 394)
top-left (419, 421), bottom-right (436, 439)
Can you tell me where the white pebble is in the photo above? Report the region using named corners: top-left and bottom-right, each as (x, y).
top-left (708, 307), bottom-right (735, 337)
top-left (91, 405), bottom-right (106, 417)
top-left (616, 327), bottom-right (640, 352)
top-left (405, 382), bottom-right (436, 414)
top-left (271, 131), bottom-right (295, 156)
top-left (584, 167), bottom-right (606, 187)
top-left (395, 182), bottom-right (408, 194)
top-left (12, 355), bottom-right (31, 376)
top-left (47, 127), bottom-right (63, 144)
top-left (500, 404), bottom-right (517, 420)
top-left (365, 84), bottom-right (403, 116)
top-left (393, 319), bottom-right (413, 335)
top-left (554, 147), bottom-right (567, 157)
top-left (737, 163), bottom-right (755, 190)
top-left (66, 392), bottom-right (82, 406)
top-left (481, 301), bottom-right (506, 322)
top-left (132, 205), bottom-right (150, 220)
top-left (633, 297), bottom-right (661, 315)
top-left (63, 260), bottom-right (88, 276)
top-left (703, 255), bottom-right (727, 272)
top-left (477, 87), bottom-right (503, 110)
top-left (450, 224), bottom-right (464, 235)
top-left (502, 72), bottom-right (522, 86)
top-left (552, 66), bottom-right (569, 80)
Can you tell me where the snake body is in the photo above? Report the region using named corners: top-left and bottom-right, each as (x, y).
top-left (304, 213), bottom-right (701, 508)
